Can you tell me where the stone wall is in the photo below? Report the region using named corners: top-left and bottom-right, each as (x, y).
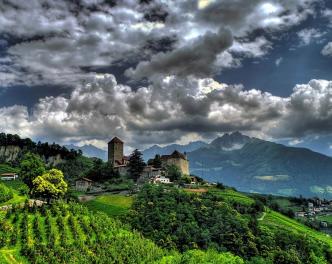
top-left (163, 158), bottom-right (190, 175)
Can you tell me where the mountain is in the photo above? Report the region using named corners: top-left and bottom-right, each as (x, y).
top-left (142, 141), bottom-right (208, 161)
top-left (188, 132), bottom-right (332, 198)
top-left (65, 144), bottom-right (107, 160)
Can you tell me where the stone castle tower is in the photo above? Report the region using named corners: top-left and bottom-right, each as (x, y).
top-left (108, 137), bottom-right (124, 165)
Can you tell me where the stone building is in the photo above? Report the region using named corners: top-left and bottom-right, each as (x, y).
top-left (108, 137), bottom-right (129, 166)
top-left (161, 150), bottom-right (190, 175)
top-left (107, 137), bottom-right (190, 180)
top-left (75, 177), bottom-right (93, 191)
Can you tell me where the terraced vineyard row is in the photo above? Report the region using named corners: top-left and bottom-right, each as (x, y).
top-left (0, 201), bottom-right (167, 264)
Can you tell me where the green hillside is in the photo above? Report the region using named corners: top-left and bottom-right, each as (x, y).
top-left (0, 181), bottom-right (28, 207)
top-left (261, 210), bottom-right (332, 247)
top-left (128, 185), bottom-right (332, 263)
top-left (0, 164), bottom-right (18, 175)
top-left (0, 201), bottom-right (243, 264)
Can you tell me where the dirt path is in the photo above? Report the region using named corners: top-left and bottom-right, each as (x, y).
top-left (258, 212), bottom-right (266, 221)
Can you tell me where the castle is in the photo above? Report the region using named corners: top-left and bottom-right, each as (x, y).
top-left (108, 137), bottom-right (190, 177)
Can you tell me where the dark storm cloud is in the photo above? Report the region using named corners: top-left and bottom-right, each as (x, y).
top-left (0, 0), bottom-right (330, 148)
top-left (126, 28), bottom-right (233, 79)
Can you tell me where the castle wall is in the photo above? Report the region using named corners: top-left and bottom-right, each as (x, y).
top-left (163, 158), bottom-right (190, 175)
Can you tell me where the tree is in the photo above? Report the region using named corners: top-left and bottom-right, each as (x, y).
top-left (85, 160), bottom-right (119, 182)
top-left (128, 149), bottom-right (145, 181)
top-left (19, 152), bottom-right (46, 189)
top-left (152, 154), bottom-right (162, 168)
top-left (166, 164), bottom-right (182, 182)
top-left (32, 169), bottom-right (68, 200)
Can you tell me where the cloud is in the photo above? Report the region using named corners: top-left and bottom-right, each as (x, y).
top-left (321, 42), bottom-right (332, 57)
top-left (275, 57), bottom-right (283, 66)
top-left (0, 0), bottom-right (321, 85)
top-left (322, 9), bottom-right (332, 27)
top-left (271, 79), bottom-right (332, 138)
top-left (1, 73), bottom-right (332, 148)
top-left (297, 28), bottom-right (326, 46)
top-left (125, 28), bottom-right (233, 79)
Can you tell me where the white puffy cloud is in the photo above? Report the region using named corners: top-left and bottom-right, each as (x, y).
top-left (321, 42), bottom-right (332, 57)
top-left (1, 74), bottom-right (331, 148)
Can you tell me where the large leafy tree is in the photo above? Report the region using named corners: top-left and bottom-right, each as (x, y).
top-left (166, 164), bottom-right (182, 182)
top-left (85, 159), bottom-right (119, 182)
top-left (32, 169), bottom-right (68, 200)
top-left (128, 149), bottom-right (145, 181)
top-left (19, 152), bottom-right (46, 189)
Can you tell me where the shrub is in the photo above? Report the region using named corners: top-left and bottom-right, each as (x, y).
top-left (0, 183), bottom-right (13, 203)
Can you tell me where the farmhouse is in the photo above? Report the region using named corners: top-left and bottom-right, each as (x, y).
top-left (75, 177), bottom-right (93, 191)
top-left (0, 172), bottom-right (18, 181)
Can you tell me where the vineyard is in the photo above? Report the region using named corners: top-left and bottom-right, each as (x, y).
top-left (0, 201), bottom-right (243, 264)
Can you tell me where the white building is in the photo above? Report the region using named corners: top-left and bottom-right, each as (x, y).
top-left (0, 173), bottom-right (18, 181)
top-left (153, 176), bottom-right (171, 184)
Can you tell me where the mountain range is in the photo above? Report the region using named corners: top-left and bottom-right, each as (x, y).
top-left (64, 144), bottom-right (107, 160)
top-left (69, 132), bottom-right (332, 198)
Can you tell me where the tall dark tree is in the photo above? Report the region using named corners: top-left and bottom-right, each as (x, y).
top-left (128, 149), bottom-right (145, 181)
top-left (19, 152), bottom-right (46, 189)
top-left (152, 154), bottom-right (162, 168)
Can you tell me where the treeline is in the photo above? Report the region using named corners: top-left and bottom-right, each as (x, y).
top-left (129, 185), bottom-right (332, 264)
top-left (0, 133), bottom-right (81, 160)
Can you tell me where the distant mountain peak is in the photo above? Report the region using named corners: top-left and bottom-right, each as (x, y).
top-left (210, 131), bottom-right (251, 150)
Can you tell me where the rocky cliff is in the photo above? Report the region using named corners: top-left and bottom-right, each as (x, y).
top-left (0, 145), bottom-right (64, 166)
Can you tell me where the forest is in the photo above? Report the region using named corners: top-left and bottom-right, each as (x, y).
top-left (129, 185), bottom-right (332, 263)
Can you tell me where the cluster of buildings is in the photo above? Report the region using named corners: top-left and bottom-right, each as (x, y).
top-left (108, 137), bottom-right (190, 183)
top-left (296, 200), bottom-right (332, 218)
top-left (76, 137), bottom-right (191, 191)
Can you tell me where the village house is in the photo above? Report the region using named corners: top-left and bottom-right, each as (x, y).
top-left (75, 177), bottom-right (93, 191)
top-left (152, 176), bottom-right (171, 184)
top-left (0, 172), bottom-right (18, 181)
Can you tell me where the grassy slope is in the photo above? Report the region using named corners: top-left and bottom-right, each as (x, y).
top-left (210, 188), bottom-right (332, 248)
top-left (0, 181), bottom-right (27, 207)
top-left (262, 210), bottom-right (332, 247)
top-left (317, 215), bottom-right (332, 224)
top-left (210, 188), bottom-right (255, 205)
top-left (0, 164), bottom-right (18, 175)
top-left (85, 194), bottom-right (133, 217)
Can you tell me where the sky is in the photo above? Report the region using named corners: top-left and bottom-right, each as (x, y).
top-left (0, 0), bottom-right (332, 154)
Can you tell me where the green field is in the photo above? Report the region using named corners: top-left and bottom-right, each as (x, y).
top-left (261, 210), bottom-right (332, 247)
top-left (0, 164), bottom-right (18, 175)
top-left (317, 214), bottom-right (332, 224)
top-left (210, 188), bottom-right (255, 205)
top-left (0, 181), bottom-right (27, 207)
top-left (85, 194), bottom-right (133, 217)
